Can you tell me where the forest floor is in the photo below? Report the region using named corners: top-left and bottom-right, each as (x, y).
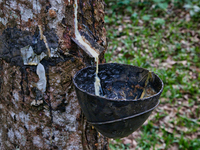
top-left (104, 1), bottom-right (200, 149)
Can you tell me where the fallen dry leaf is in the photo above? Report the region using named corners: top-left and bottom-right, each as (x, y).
top-left (123, 138), bottom-right (132, 145)
top-left (166, 57), bottom-right (176, 65)
top-left (177, 60), bottom-right (187, 66)
top-left (169, 144), bottom-right (179, 150)
top-left (161, 57), bottom-right (176, 69)
top-left (190, 66), bottom-right (200, 73)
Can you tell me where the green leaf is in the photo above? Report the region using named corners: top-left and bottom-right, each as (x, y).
top-left (104, 16), bottom-right (109, 23)
top-left (190, 10), bottom-right (195, 16)
top-left (184, 4), bottom-right (192, 9)
top-left (154, 18), bottom-right (165, 25)
top-left (193, 5), bottom-right (200, 12)
top-left (157, 2), bottom-right (168, 10)
top-left (109, 144), bottom-right (116, 150)
top-left (142, 15), bottom-right (151, 21)
top-left (153, 0), bottom-right (164, 3)
top-left (131, 12), bottom-right (138, 19)
top-left (126, 6), bottom-right (132, 13)
top-left (117, 0), bottom-right (130, 5)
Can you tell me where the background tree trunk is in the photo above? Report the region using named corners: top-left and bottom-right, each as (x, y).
top-left (0, 0), bottom-right (108, 149)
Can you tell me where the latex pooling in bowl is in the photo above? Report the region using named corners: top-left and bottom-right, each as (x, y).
top-left (75, 63), bottom-right (157, 100)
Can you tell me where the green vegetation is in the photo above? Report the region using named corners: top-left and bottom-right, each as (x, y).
top-left (105, 0), bottom-right (200, 149)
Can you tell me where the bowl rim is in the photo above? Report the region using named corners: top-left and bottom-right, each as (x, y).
top-left (73, 63), bottom-right (164, 102)
top-left (88, 100), bottom-right (160, 125)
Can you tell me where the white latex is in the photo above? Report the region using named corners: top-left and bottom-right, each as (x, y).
top-left (74, 0), bottom-right (98, 59)
top-left (74, 0), bottom-right (102, 96)
top-left (36, 63), bottom-right (47, 93)
top-left (20, 46), bottom-right (47, 65)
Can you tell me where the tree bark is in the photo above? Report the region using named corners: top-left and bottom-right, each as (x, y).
top-left (0, 0), bottom-right (108, 149)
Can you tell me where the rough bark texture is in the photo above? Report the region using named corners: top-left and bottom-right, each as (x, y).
top-left (0, 0), bottom-right (108, 149)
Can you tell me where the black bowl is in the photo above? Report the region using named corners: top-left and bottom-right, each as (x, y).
top-left (73, 63), bottom-right (163, 123)
top-left (89, 101), bottom-right (160, 138)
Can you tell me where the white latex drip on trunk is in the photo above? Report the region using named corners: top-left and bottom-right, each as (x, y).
top-left (36, 63), bottom-right (47, 93)
top-left (74, 0), bottom-right (101, 96)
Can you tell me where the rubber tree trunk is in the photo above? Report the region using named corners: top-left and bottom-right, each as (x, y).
top-left (0, 0), bottom-right (108, 149)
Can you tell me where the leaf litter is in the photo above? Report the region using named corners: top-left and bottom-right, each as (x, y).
top-left (105, 1), bottom-right (200, 149)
